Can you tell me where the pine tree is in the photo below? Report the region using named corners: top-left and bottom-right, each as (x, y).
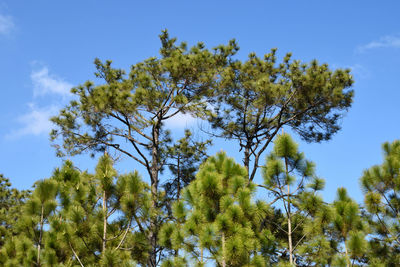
top-left (207, 51), bottom-right (354, 181)
top-left (0, 155), bottom-right (151, 266)
top-left (331, 188), bottom-right (367, 267)
top-left (0, 174), bottom-right (29, 248)
top-left (0, 175), bottom-right (31, 266)
top-left (163, 129), bottom-right (211, 210)
top-left (360, 140), bottom-right (400, 265)
top-left (260, 133), bottom-right (326, 265)
top-left (160, 152), bottom-right (269, 266)
top-left (49, 154), bottom-right (151, 266)
top-left (2, 179), bottom-right (59, 266)
top-left (50, 30), bottom-right (238, 266)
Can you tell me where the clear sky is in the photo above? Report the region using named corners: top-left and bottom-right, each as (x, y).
top-left (1, 1), bottom-right (400, 203)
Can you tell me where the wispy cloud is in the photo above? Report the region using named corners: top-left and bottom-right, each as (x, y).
top-left (31, 67), bottom-right (73, 97)
top-left (0, 14), bottom-right (14, 35)
top-left (357, 34), bottom-right (400, 53)
top-left (7, 65), bottom-right (73, 139)
top-left (6, 104), bottom-right (58, 139)
top-left (165, 112), bottom-right (198, 129)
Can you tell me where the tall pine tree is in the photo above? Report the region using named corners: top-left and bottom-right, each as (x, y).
top-left (50, 31), bottom-right (238, 266)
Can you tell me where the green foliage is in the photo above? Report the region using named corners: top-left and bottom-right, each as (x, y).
top-left (12, 31), bottom-right (400, 266)
top-left (50, 29), bottom-right (237, 172)
top-left (0, 178), bottom-right (57, 266)
top-left (45, 29), bottom-right (357, 265)
top-left (0, 155), bottom-right (152, 266)
top-left (56, 154), bottom-right (150, 266)
top-left (0, 174), bottom-right (29, 248)
top-left (160, 152), bottom-right (270, 266)
top-left (163, 129), bottom-right (212, 215)
top-left (360, 140), bottom-right (400, 265)
top-left (208, 48), bottom-right (354, 180)
top-left (50, 31), bottom-right (238, 265)
top-left (5, 139), bottom-right (400, 266)
top-left (332, 187), bottom-right (367, 265)
top-left (261, 133), bottom-right (327, 265)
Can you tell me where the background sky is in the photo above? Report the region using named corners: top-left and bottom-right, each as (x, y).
top-left (1, 1), bottom-right (400, 203)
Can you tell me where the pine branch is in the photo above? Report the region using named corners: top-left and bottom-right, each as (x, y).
top-left (69, 241), bottom-right (85, 267)
top-left (115, 218), bottom-right (133, 250)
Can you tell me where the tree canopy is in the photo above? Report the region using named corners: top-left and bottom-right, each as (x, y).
top-left (50, 32), bottom-right (354, 264)
top-left (2, 134), bottom-right (398, 266)
top-left (6, 31), bottom-right (399, 267)
top-left (207, 49), bottom-right (353, 180)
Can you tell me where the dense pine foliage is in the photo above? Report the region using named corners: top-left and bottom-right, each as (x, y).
top-left (2, 32), bottom-right (396, 266)
top-left (2, 136), bottom-right (399, 266)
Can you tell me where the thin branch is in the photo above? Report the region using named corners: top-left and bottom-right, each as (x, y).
top-left (130, 139), bottom-right (151, 173)
top-left (67, 130), bottom-right (148, 166)
top-left (292, 232), bottom-right (307, 252)
top-left (249, 119), bottom-right (282, 181)
top-left (133, 213), bottom-right (145, 233)
top-left (115, 218), bottom-right (133, 250)
top-left (69, 241), bottom-right (85, 267)
top-left (291, 211), bottom-right (311, 233)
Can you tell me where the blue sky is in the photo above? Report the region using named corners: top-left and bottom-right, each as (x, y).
top-left (1, 1), bottom-right (400, 203)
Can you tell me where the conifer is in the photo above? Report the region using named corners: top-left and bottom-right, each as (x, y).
top-left (0, 174), bottom-right (29, 248)
top-left (50, 31), bottom-right (238, 265)
top-left (207, 50), bottom-right (354, 181)
top-left (360, 140), bottom-right (400, 265)
top-left (50, 154), bottom-right (150, 266)
top-left (160, 152), bottom-right (269, 266)
top-left (0, 179), bottom-right (58, 266)
top-left (163, 129), bottom-right (211, 213)
top-left (261, 133), bottom-right (327, 265)
top-left (331, 187), bottom-right (367, 267)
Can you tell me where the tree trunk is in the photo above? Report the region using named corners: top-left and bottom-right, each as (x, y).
top-left (344, 240), bottom-right (350, 267)
top-left (148, 122), bottom-right (160, 267)
top-left (244, 144), bottom-right (250, 177)
top-left (201, 246), bottom-right (204, 265)
top-left (37, 204), bottom-right (44, 266)
top-left (177, 155), bottom-right (181, 200)
top-left (221, 232), bottom-right (226, 267)
top-left (102, 190), bottom-right (107, 253)
top-left (285, 155), bottom-right (294, 266)
top-left (287, 183), bottom-right (294, 266)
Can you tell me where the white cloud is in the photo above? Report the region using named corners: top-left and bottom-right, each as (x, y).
top-left (6, 66), bottom-right (73, 139)
top-left (31, 67), bottom-right (73, 97)
top-left (0, 14), bottom-right (14, 35)
top-left (357, 35), bottom-right (400, 52)
top-left (165, 112), bottom-right (199, 129)
top-left (7, 104), bottom-right (58, 139)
